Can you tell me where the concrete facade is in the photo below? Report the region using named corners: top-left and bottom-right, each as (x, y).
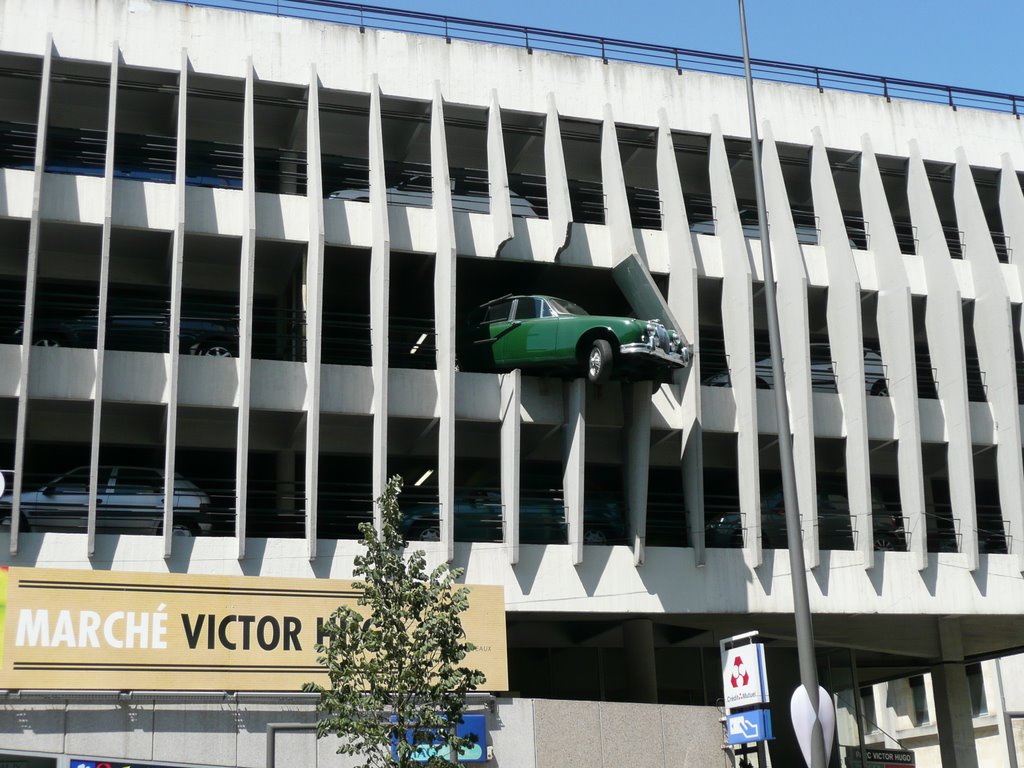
top-left (2, 0), bottom-right (1024, 765)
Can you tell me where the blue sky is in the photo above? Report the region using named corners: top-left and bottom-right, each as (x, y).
top-left (249, 0), bottom-right (1022, 96)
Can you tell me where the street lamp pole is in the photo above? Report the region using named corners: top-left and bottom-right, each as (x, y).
top-left (736, 2), bottom-right (828, 767)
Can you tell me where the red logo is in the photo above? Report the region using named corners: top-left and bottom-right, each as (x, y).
top-left (730, 654), bottom-right (749, 688)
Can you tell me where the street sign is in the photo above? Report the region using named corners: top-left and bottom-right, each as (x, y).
top-left (726, 708), bottom-right (773, 745)
top-left (722, 642), bottom-right (769, 711)
top-left (845, 747), bottom-right (916, 767)
top-left (791, 684), bottom-right (836, 768)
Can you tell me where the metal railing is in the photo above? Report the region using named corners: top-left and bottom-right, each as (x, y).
top-left (164, 1), bottom-right (1024, 117)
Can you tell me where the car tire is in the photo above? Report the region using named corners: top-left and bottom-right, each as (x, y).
top-left (874, 534), bottom-right (898, 551)
top-left (33, 337), bottom-right (63, 348)
top-left (583, 528), bottom-right (607, 545)
top-left (171, 522), bottom-right (198, 537)
top-left (198, 342), bottom-right (234, 358)
top-left (586, 339), bottom-right (613, 385)
top-left (870, 379), bottom-right (889, 397)
top-left (418, 526), bottom-right (441, 542)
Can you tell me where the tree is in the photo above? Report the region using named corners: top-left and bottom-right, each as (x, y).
top-left (305, 475), bottom-right (486, 767)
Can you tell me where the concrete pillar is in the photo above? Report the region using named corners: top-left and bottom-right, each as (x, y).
top-left (544, 93), bottom-right (572, 260)
top-left (304, 65), bottom-right (326, 559)
top-left (235, 57), bottom-right (257, 558)
top-left (656, 108), bottom-right (703, 562)
top-left (708, 117), bottom-right (761, 567)
top-left (11, 36), bottom-right (53, 555)
top-left (563, 378), bottom-right (586, 566)
top-left (486, 89), bottom-right (514, 255)
top-left (931, 618), bottom-right (980, 768)
top-left (368, 75), bottom-right (390, 529)
top-left (760, 122), bottom-right (818, 567)
top-left (954, 148), bottom-right (1024, 574)
top-left (907, 141), bottom-right (977, 569)
top-left (624, 382), bottom-right (651, 566)
top-left (599, 103), bottom-right (637, 266)
top-left (811, 128), bottom-right (873, 569)
top-left (500, 370), bottom-right (521, 564)
top-left (623, 618), bottom-right (658, 704)
top-left (431, 81), bottom-right (457, 563)
top-left (87, 40), bottom-right (119, 558)
top-left (162, 47), bottom-right (189, 559)
top-left (859, 135), bottom-right (927, 570)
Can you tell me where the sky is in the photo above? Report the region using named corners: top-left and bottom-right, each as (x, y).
top-left (258, 0), bottom-right (1023, 97)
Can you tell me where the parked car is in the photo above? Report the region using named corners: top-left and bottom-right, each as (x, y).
top-left (705, 481), bottom-right (906, 551)
top-left (458, 295), bottom-right (691, 384)
top-left (399, 489), bottom-right (628, 545)
top-left (14, 311), bottom-right (238, 356)
top-left (702, 342), bottom-right (888, 396)
top-left (0, 466), bottom-right (214, 536)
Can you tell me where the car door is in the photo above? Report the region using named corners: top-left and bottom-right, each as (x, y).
top-left (498, 297), bottom-right (560, 367)
top-left (480, 299), bottom-right (516, 368)
top-left (23, 467), bottom-right (110, 532)
top-left (105, 467), bottom-right (165, 534)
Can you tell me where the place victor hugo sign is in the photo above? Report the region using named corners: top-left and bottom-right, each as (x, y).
top-left (0, 567), bottom-right (508, 691)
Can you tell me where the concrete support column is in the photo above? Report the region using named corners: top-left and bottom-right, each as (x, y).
top-left (907, 141), bottom-right (977, 569)
top-left (235, 56), bottom-right (257, 558)
top-left (500, 370), bottom-right (521, 564)
top-left (760, 122), bottom-right (817, 566)
top-left (162, 47), bottom-right (189, 559)
top-left (543, 93), bottom-right (572, 260)
top-left (811, 127), bottom-right (873, 568)
top-left (954, 149), bottom-right (1024, 573)
top-left (563, 378), bottom-right (586, 565)
top-left (87, 40), bottom-right (119, 558)
top-left (624, 382), bottom-right (651, 565)
top-left (859, 136), bottom-right (927, 570)
top-left (431, 82), bottom-right (457, 563)
top-left (931, 619), bottom-right (980, 768)
top-left (11, 36), bottom-right (53, 555)
top-left (708, 117), bottom-right (761, 566)
top-left (623, 618), bottom-right (658, 704)
top-left (486, 89), bottom-right (514, 255)
top-left (656, 108), bottom-right (703, 562)
top-left (599, 104), bottom-right (637, 266)
top-left (368, 75), bottom-right (390, 529)
top-left (304, 65), bottom-right (326, 559)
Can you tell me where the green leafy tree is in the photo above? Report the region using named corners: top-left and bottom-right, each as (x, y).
top-left (305, 475), bottom-right (486, 767)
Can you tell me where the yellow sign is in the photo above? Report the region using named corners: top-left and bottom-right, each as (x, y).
top-left (0, 567), bottom-right (507, 691)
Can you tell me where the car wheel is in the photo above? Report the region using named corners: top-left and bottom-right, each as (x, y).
top-left (418, 526), bottom-right (441, 542)
top-left (870, 379), bottom-right (889, 397)
top-left (172, 522), bottom-right (198, 537)
top-left (586, 339), bottom-right (613, 385)
top-left (33, 337), bottom-right (62, 348)
top-left (583, 528), bottom-right (608, 545)
top-left (199, 342), bottom-right (234, 358)
top-left (874, 534), bottom-right (897, 551)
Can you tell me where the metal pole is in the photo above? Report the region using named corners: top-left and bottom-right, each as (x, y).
top-left (736, 2), bottom-right (827, 767)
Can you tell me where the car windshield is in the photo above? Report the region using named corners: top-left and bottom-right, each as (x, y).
top-left (547, 298), bottom-right (589, 316)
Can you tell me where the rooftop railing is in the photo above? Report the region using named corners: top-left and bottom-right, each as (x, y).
top-left (165, 0), bottom-right (1024, 117)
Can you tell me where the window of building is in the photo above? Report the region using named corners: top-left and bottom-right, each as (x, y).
top-left (909, 675), bottom-right (930, 726)
top-left (967, 662), bottom-right (988, 717)
top-left (860, 685), bottom-right (879, 734)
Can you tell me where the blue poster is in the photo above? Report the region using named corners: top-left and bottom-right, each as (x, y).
top-left (390, 714), bottom-right (488, 763)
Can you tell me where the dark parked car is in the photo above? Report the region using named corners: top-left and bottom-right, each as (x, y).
top-left (0, 466), bottom-right (214, 536)
top-left (15, 310), bottom-right (238, 356)
top-left (400, 490), bottom-right (628, 545)
top-left (458, 295), bottom-right (690, 384)
top-left (705, 482), bottom-right (906, 551)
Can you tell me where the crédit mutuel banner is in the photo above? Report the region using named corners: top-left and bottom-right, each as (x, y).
top-left (0, 567), bottom-right (508, 691)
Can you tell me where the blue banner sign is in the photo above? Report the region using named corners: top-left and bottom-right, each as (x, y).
top-left (726, 708), bottom-right (774, 745)
top-left (390, 713), bottom-right (488, 763)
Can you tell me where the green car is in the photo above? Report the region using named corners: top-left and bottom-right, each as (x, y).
top-left (458, 295), bottom-right (691, 384)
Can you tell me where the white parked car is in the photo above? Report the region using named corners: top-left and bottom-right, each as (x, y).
top-left (0, 466), bottom-right (213, 536)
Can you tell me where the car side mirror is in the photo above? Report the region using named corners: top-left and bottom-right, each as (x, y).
top-left (41, 484), bottom-right (55, 496)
